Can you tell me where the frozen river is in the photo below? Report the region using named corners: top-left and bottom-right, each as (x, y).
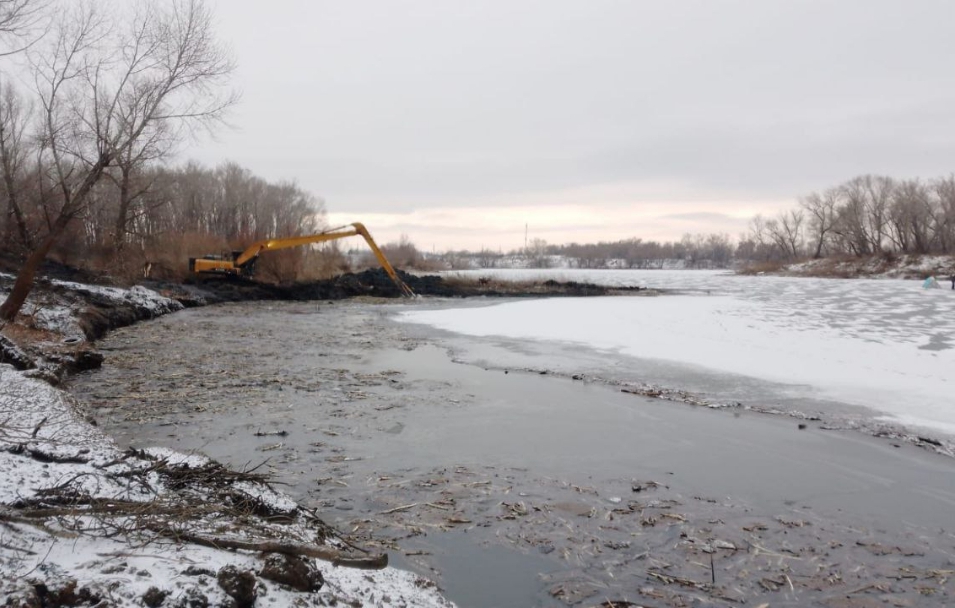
top-left (402, 269), bottom-right (955, 438)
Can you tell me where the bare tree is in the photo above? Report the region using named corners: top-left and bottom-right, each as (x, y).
top-left (704, 233), bottom-right (733, 267)
top-left (931, 175), bottom-right (955, 253)
top-left (888, 179), bottom-right (933, 254)
top-left (800, 188), bottom-right (838, 258)
top-left (834, 177), bottom-right (874, 255)
top-left (108, 116), bottom-right (174, 251)
top-left (765, 210), bottom-right (804, 259)
top-left (0, 0), bottom-right (47, 55)
top-left (862, 175), bottom-right (893, 253)
top-left (0, 77), bottom-right (32, 247)
top-left (0, 0), bottom-right (236, 321)
top-left (527, 237), bottom-right (550, 268)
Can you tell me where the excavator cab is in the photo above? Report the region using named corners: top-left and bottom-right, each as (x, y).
top-left (189, 251), bottom-right (256, 276)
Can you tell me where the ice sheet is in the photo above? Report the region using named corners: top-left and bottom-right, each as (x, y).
top-left (401, 270), bottom-right (955, 436)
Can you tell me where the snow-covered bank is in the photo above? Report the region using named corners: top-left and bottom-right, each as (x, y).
top-left (0, 273), bottom-right (183, 340)
top-left (0, 365), bottom-right (452, 607)
top-left (401, 269), bottom-right (955, 438)
top-left (0, 276), bottom-right (453, 607)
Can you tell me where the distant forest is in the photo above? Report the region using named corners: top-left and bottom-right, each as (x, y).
top-left (417, 173), bottom-right (955, 271)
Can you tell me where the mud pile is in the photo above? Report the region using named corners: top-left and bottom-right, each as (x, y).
top-left (175, 268), bottom-right (644, 303)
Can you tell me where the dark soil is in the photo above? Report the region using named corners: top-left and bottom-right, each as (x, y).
top-left (167, 268), bottom-right (645, 304)
top-left (4, 261), bottom-right (640, 380)
top-left (0, 251), bottom-right (110, 286)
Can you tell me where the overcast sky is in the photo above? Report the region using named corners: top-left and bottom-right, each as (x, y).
top-left (184, 1), bottom-right (955, 251)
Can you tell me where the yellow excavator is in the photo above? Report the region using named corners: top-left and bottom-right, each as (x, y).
top-left (189, 222), bottom-right (416, 297)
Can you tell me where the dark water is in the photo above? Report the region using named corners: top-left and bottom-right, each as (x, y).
top-left (70, 301), bottom-right (955, 607)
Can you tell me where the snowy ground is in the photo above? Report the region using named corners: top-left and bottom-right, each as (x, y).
top-left (0, 273), bottom-right (183, 340)
top-left (0, 280), bottom-right (453, 607)
top-left (404, 269), bottom-right (955, 438)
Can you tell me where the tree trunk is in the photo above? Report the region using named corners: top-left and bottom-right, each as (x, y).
top-left (0, 154), bottom-right (109, 322)
top-left (0, 215), bottom-right (67, 321)
top-left (113, 165), bottom-right (131, 250)
top-left (2, 168), bottom-right (31, 249)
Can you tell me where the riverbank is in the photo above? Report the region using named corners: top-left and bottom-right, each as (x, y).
top-left (70, 298), bottom-right (955, 607)
top-left (0, 276), bottom-right (456, 607)
top-left (0, 266), bottom-right (649, 607)
top-left (740, 253), bottom-right (955, 280)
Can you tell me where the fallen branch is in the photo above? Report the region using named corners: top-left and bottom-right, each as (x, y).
top-left (381, 503), bottom-right (418, 514)
top-left (647, 569), bottom-right (707, 589)
top-left (2, 501), bottom-right (217, 520)
top-left (31, 416), bottom-right (48, 438)
top-left (146, 525), bottom-right (388, 570)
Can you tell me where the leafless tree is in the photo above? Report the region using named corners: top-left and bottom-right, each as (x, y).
top-left (107, 116), bottom-right (175, 251)
top-left (0, 77), bottom-right (32, 247)
top-left (0, 0), bottom-right (48, 55)
top-left (764, 210), bottom-right (804, 260)
top-left (476, 248), bottom-right (499, 268)
top-left (888, 179), bottom-right (933, 254)
top-left (800, 188), bottom-right (838, 258)
top-left (861, 175), bottom-right (893, 252)
top-left (931, 175), bottom-right (955, 252)
top-left (527, 237), bottom-right (550, 268)
top-left (704, 232), bottom-right (733, 267)
top-left (0, 0), bottom-right (236, 321)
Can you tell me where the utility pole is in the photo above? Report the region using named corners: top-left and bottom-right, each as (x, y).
top-left (524, 223), bottom-right (528, 253)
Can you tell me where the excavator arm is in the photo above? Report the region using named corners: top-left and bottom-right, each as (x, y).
top-left (190, 222), bottom-right (416, 297)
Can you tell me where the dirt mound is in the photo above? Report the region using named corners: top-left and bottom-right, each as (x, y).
top-left (176, 268), bottom-right (420, 303)
top-left (177, 269), bottom-right (643, 304)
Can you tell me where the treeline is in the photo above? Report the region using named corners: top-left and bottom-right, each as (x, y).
top-left (428, 233), bottom-right (736, 270)
top-left (751, 174), bottom-right (955, 261)
top-left (550, 233), bottom-right (734, 269)
top-left (433, 173), bottom-right (955, 270)
top-left (9, 161), bottom-right (325, 280)
top-left (0, 0), bottom-right (249, 321)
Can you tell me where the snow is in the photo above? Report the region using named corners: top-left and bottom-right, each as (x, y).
top-left (232, 480), bottom-right (300, 515)
top-left (0, 278), bottom-right (183, 340)
top-left (1, 354), bottom-right (452, 606)
top-left (140, 446), bottom-right (211, 469)
top-left (47, 280), bottom-right (183, 317)
top-left (401, 269), bottom-right (955, 437)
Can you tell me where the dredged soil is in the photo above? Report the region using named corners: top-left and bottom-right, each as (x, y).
top-left (69, 298), bottom-right (955, 607)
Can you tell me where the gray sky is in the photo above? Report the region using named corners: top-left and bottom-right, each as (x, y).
top-left (186, 0), bottom-right (955, 250)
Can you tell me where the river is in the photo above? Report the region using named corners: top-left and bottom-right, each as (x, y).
top-left (69, 277), bottom-right (955, 607)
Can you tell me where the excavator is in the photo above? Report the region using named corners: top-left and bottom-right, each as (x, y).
top-left (189, 222), bottom-right (416, 297)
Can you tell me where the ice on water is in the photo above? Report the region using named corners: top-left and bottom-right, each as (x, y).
top-left (401, 270), bottom-right (955, 437)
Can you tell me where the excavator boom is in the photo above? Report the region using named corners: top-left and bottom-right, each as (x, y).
top-left (190, 222), bottom-right (415, 297)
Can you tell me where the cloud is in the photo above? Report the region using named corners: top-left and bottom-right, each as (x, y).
top-left (182, 1), bottom-right (955, 248)
top-left (328, 187), bottom-right (791, 251)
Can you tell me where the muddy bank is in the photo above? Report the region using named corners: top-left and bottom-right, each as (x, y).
top-left (3, 262), bottom-right (641, 380)
top-left (162, 267), bottom-right (649, 304)
top-left (70, 299), bottom-right (955, 607)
